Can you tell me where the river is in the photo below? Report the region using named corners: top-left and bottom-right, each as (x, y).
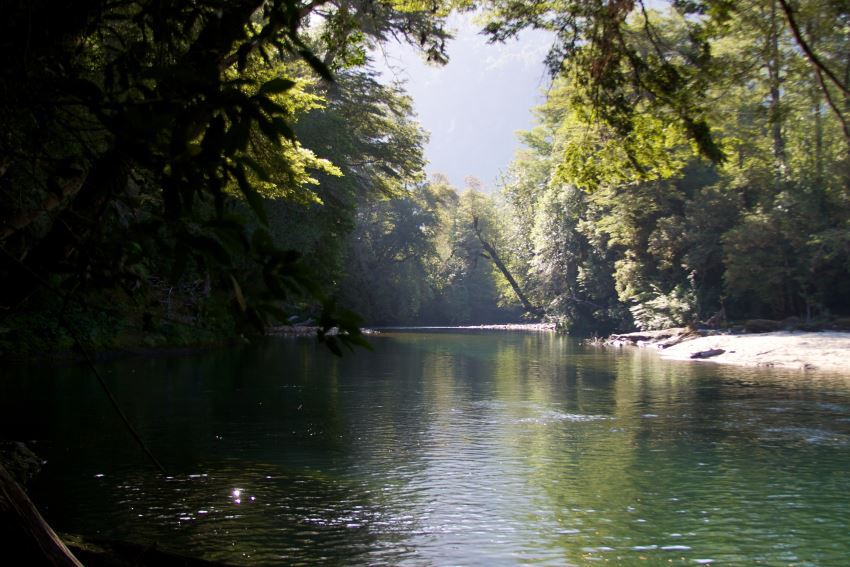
top-left (3, 330), bottom-right (850, 565)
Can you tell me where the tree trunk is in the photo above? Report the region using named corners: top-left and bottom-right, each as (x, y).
top-left (814, 92), bottom-right (824, 186)
top-left (472, 216), bottom-right (543, 317)
top-left (768, 0), bottom-right (787, 186)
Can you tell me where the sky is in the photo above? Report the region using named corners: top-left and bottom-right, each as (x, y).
top-left (371, 13), bottom-right (554, 192)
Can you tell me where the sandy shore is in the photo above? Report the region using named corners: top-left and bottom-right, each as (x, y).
top-left (611, 329), bottom-right (850, 373)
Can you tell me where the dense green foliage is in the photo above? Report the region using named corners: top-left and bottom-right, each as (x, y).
top-left (493, 0), bottom-right (850, 333)
top-left (1, 0), bottom-right (848, 352)
top-left (330, 0), bottom-right (850, 333)
top-left (0, 0), bottom-right (462, 352)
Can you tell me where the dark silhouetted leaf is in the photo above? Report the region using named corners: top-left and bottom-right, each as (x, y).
top-left (232, 164), bottom-right (268, 226)
top-left (237, 156), bottom-right (269, 180)
top-left (258, 77), bottom-right (296, 96)
top-left (230, 274), bottom-right (246, 312)
top-left (298, 49), bottom-right (334, 82)
top-left (224, 119), bottom-right (252, 155)
top-left (272, 117), bottom-right (295, 141)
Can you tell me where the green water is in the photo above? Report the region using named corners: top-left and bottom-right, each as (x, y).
top-left (3, 331), bottom-right (850, 565)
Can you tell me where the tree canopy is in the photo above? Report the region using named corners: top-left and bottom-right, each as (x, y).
top-left (0, 0), bottom-right (455, 351)
top-left (1, 0), bottom-right (848, 352)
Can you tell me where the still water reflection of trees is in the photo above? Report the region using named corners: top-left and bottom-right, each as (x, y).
top-left (5, 332), bottom-right (849, 564)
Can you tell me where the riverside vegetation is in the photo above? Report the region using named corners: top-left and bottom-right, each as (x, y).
top-left (2, 2), bottom-right (850, 564)
top-left (1, 0), bottom-right (849, 356)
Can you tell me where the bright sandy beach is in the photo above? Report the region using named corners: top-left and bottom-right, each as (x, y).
top-left (610, 329), bottom-right (850, 373)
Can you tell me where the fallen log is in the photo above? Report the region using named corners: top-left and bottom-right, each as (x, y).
top-left (0, 461), bottom-right (84, 566)
top-left (690, 348), bottom-right (725, 359)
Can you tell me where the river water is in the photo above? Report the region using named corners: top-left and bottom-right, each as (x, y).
top-left (3, 330), bottom-right (850, 565)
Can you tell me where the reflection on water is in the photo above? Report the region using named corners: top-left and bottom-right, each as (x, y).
top-left (2, 331), bottom-right (850, 565)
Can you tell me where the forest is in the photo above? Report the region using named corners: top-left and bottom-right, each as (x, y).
top-left (2, 0), bottom-right (849, 355)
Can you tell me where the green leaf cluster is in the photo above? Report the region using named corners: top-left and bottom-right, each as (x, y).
top-left (494, 0), bottom-right (850, 332)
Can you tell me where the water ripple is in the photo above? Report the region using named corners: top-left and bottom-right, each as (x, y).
top-left (16, 333), bottom-right (850, 565)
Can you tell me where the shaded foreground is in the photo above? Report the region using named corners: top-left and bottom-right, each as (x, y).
top-left (0, 443), bottom-right (234, 567)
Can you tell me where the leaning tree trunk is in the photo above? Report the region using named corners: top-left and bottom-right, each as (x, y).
top-left (472, 215), bottom-right (543, 317)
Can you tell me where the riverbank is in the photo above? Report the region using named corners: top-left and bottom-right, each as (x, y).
top-left (609, 328), bottom-right (850, 372)
top-left (370, 323), bottom-right (557, 332)
top-left (268, 323), bottom-right (557, 335)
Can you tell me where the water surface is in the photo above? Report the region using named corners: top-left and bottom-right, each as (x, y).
top-left (3, 331), bottom-right (850, 565)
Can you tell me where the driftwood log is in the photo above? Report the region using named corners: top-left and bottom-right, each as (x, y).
top-left (1, 459), bottom-right (237, 566)
top-left (0, 461), bottom-right (84, 566)
top-left (690, 348), bottom-right (725, 359)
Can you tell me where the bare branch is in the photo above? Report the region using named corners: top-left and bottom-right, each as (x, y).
top-left (814, 67), bottom-right (850, 149)
top-left (778, 0), bottom-right (850, 99)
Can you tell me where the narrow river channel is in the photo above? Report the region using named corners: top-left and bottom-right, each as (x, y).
top-left (3, 330), bottom-right (850, 565)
